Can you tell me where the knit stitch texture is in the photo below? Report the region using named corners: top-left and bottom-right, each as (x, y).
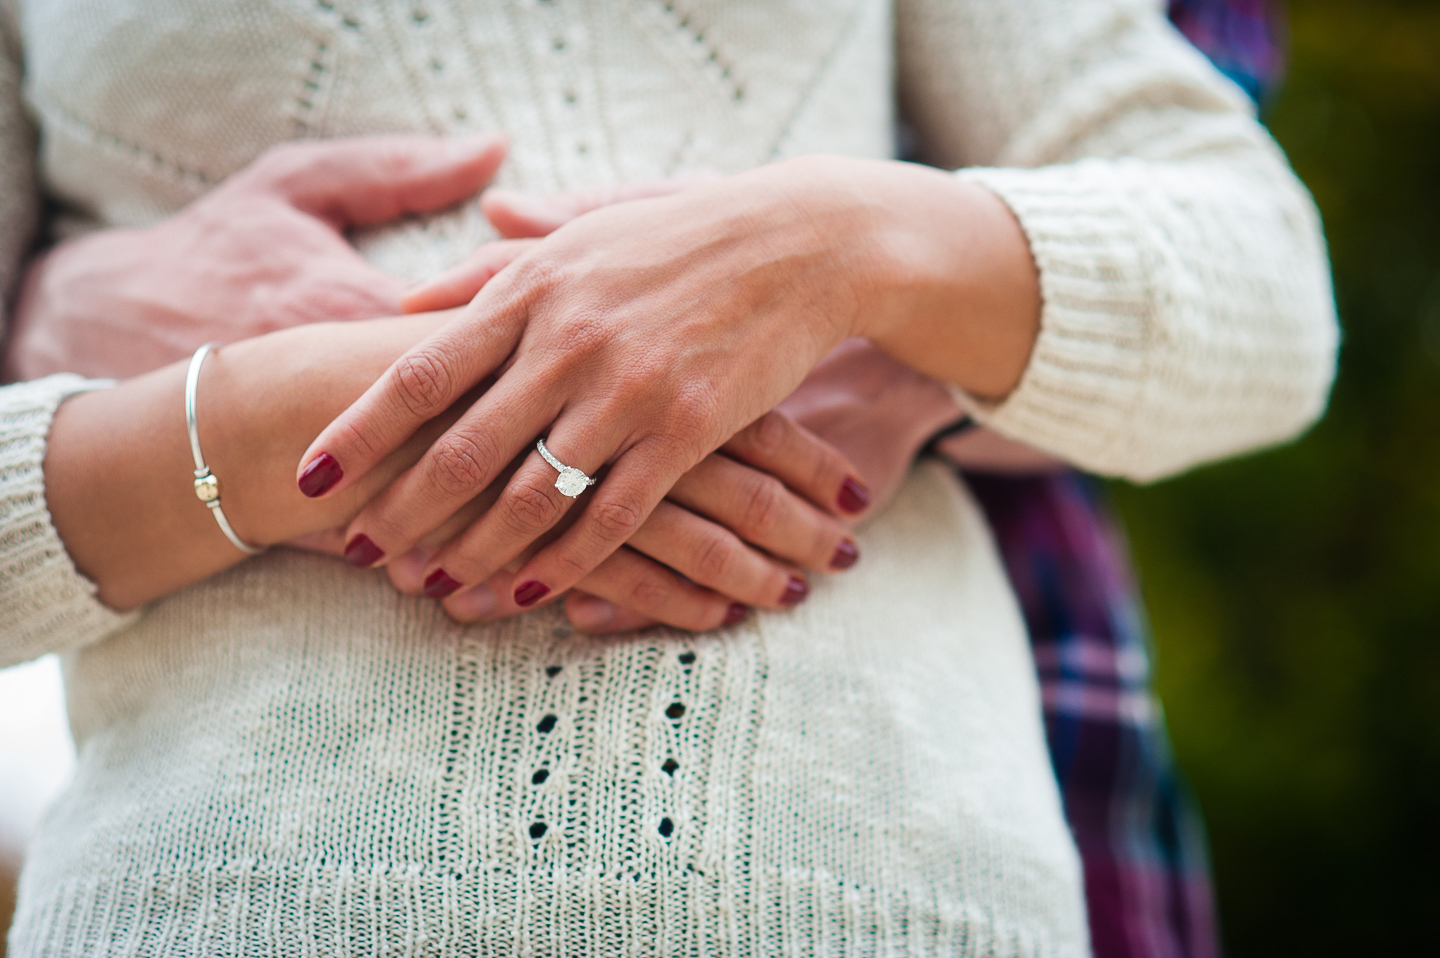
top-left (0, 0), bottom-right (1336, 953)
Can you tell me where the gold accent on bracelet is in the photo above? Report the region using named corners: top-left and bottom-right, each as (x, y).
top-left (185, 344), bottom-right (265, 556)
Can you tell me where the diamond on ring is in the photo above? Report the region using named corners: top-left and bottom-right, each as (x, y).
top-left (537, 438), bottom-right (597, 498)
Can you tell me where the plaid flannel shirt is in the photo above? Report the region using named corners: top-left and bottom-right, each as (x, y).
top-left (966, 5), bottom-right (1283, 956)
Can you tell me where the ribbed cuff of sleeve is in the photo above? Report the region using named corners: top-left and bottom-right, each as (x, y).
top-left (952, 164), bottom-right (1156, 477)
top-left (1, 374), bottom-right (138, 668)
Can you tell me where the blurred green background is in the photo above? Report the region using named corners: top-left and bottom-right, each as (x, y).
top-left (1113, 0), bottom-right (1440, 953)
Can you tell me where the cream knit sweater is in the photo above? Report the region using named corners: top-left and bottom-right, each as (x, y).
top-left (0, 0), bottom-right (1336, 955)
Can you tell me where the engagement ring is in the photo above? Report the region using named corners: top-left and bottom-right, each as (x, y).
top-left (537, 438), bottom-right (597, 498)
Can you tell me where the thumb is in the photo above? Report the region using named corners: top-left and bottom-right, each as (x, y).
top-left (240, 134), bottom-right (507, 229)
top-left (400, 239), bottom-right (539, 313)
top-left (481, 171), bottom-right (722, 238)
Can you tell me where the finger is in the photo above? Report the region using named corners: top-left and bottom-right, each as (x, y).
top-left (418, 424), bottom-right (615, 599)
top-left (627, 500), bottom-right (811, 609)
top-left (561, 548), bottom-right (746, 633)
top-left (399, 239), bottom-right (539, 314)
top-left (388, 546), bottom-right (515, 623)
top-left (722, 410), bottom-right (872, 518)
top-left (503, 437), bottom-right (685, 609)
top-left (564, 593), bottom-right (659, 634)
top-left (337, 391), bottom-right (548, 578)
top-left (480, 172), bottom-right (722, 238)
top-left (240, 134), bottom-right (507, 229)
top-left (298, 299), bottom-right (525, 501)
top-left (666, 453), bottom-right (859, 575)
top-left (385, 544), bottom-right (436, 594)
top-left (442, 566), bottom-right (557, 622)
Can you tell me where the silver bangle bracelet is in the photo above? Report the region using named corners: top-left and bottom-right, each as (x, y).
top-left (185, 343), bottom-right (265, 556)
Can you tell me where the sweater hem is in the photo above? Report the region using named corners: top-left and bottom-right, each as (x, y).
top-left (11, 859), bottom-right (1082, 958)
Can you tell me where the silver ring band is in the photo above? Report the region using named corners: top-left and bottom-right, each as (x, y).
top-left (186, 344), bottom-right (266, 556)
top-left (536, 437), bottom-right (597, 498)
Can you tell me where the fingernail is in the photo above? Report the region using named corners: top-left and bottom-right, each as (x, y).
top-left (830, 540), bottom-right (860, 571)
top-left (424, 569), bottom-right (462, 600)
top-left (514, 580), bottom-right (551, 607)
top-left (450, 583), bottom-right (496, 619)
top-left (780, 576), bottom-right (809, 606)
top-left (298, 453), bottom-right (343, 498)
top-left (723, 603), bottom-right (749, 626)
top-left (570, 597), bottom-right (615, 632)
top-left (344, 534), bottom-right (384, 568)
top-left (837, 476), bottom-right (871, 514)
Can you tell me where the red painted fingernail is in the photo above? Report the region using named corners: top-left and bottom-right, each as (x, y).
top-left (424, 569), bottom-right (462, 599)
top-left (344, 534), bottom-right (384, 568)
top-left (837, 476), bottom-right (871, 514)
top-left (723, 603), bottom-right (749, 626)
top-left (298, 453), bottom-right (343, 498)
top-left (780, 576), bottom-right (809, 606)
top-left (830, 540), bottom-right (860, 570)
top-left (514, 580), bottom-right (551, 607)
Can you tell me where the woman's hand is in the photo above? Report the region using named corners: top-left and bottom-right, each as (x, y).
top-left (3, 135), bottom-right (506, 381)
top-left (377, 409), bottom-right (866, 632)
top-left (45, 312), bottom-right (459, 609)
top-left (301, 156), bottom-right (1038, 610)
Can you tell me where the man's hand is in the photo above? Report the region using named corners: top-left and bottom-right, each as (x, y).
top-left (3, 135), bottom-right (506, 381)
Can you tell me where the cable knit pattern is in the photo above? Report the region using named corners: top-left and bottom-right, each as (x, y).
top-left (0, 376), bottom-right (136, 668)
top-left (0, 0), bottom-right (1336, 953)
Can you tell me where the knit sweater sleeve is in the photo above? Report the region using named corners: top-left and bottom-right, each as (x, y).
top-left (896, 0), bottom-right (1339, 482)
top-left (0, 12), bottom-right (135, 664)
top-left (1, 376), bottom-right (138, 668)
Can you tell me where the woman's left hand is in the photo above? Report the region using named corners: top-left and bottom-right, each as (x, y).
top-left (300, 158), bottom-right (888, 607)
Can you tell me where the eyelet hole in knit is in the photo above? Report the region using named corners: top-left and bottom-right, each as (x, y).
top-left (529, 822), bottom-right (547, 840)
top-left (545, 665), bottom-right (562, 678)
top-left (537, 713), bottom-right (558, 733)
top-left (658, 817), bottom-right (675, 838)
top-left (665, 702), bottom-right (685, 721)
top-left (661, 758), bottom-right (679, 776)
top-left (532, 768), bottom-right (550, 785)
top-left (678, 651), bottom-right (696, 666)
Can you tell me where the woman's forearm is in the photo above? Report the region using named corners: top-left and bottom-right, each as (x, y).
top-left (767, 156), bottom-right (1041, 402)
top-left (44, 313), bottom-right (449, 611)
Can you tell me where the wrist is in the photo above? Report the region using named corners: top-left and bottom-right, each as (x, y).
top-left (795, 157), bottom-right (1041, 400)
top-left (202, 314), bottom-right (452, 546)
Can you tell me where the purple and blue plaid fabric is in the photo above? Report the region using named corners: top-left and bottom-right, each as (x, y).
top-left (968, 474), bottom-right (1220, 958)
top-left (962, 4), bottom-right (1283, 956)
top-left (1168, 0), bottom-right (1283, 104)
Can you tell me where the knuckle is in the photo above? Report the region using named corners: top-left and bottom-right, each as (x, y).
top-left (740, 476), bottom-right (786, 540)
top-left (693, 531), bottom-right (737, 584)
top-left (626, 572), bottom-right (674, 613)
top-left (392, 348), bottom-right (457, 418)
top-left (428, 433), bottom-right (490, 498)
top-left (592, 498), bottom-right (645, 541)
top-left (332, 414), bottom-right (383, 462)
top-left (502, 478), bottom-right (563, 536)
top-left (549, 548), bottom-right (595, 581)
top-left (503, 254), bottom-right (562, 307)
top-left (747, 410), bottom-right (791, 461)
top-left (666, 378), bottom-right (723, 439)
